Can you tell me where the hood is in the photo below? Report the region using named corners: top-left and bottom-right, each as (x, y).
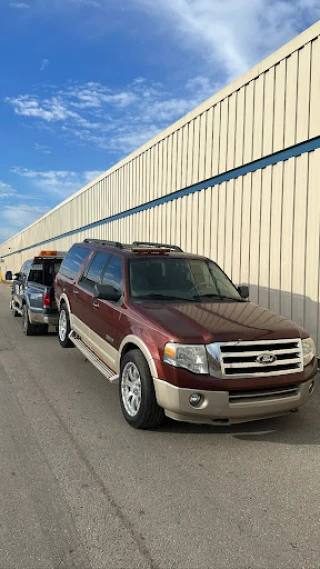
top-left (133, 300), bottom-right (308, 343)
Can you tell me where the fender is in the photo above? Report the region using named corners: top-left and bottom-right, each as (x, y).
top-left (57, 293), bottom-right (72, 315)
top-left (119, 334), bottom-right (158, 378)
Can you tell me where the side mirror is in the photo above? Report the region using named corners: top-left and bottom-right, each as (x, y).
top-left (93, 283), bottom-right (122, 302)
top-left (238, 285), bottom-right (249, 299)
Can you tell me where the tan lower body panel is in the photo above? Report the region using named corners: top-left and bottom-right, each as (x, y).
top-left (153, 377), bottom-right (316, 425)
top-left (70, 314), bottom-right (120, 373)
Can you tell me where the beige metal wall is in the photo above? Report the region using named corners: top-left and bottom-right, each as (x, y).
top-left (1, 22), bottom-right (320, 349)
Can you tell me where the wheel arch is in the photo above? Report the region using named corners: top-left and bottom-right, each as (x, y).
top-left (119, 335), bottom-right (158, 378)
top-left (58, 293), bottom-right (71, 314)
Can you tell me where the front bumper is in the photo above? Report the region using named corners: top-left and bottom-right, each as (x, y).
top-left (153, 377), bottom-right (316, 425)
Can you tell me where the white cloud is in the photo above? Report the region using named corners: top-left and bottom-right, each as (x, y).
top-left (134, 0), bottom-right (320, 80)
top-left (0, 202), bottom-right (51, 243)
top-left (40, 59), bottom-right (49, 71)
top-left (11, 168), bottom-right (104, 198)
top-left (6, 1), bottom-right (320, 157)
top-left (6, 95), bottom-right (81, 122)
top-left (34, 143), bottom-right (52, 154)
top-left (6, 77), bottom-right (219, 153)
top-left (9, 2), bottom-right (30, 8)
top-left (1, 204), bottom-right (49, 228)
top-left (0, 180), bottom-right (16, 199)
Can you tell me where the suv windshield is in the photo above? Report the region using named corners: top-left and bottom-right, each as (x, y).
top-left (129, 257), bottom-right (242, 302)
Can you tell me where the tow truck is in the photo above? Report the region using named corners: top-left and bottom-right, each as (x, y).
top-left (11, 250), bottom-right (65, 335)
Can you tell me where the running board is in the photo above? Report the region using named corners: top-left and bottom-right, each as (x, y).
top-left (69, 331), bottom-right (119, 383)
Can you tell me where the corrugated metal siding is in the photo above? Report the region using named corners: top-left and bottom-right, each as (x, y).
top-left (1, 23), bottom-right (320, 351)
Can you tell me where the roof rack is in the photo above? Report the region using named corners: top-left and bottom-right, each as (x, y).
top-left (132, 241), bottom-right (183, 252)
top-left (83, 239), bottom-right (123, 249)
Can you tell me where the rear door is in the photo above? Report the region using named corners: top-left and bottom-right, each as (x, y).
top-left (57, 245), bottom-right (91, 318)
top-left (74, 251), bottom-right (110, 345)
top-left (89, 254), bottom-right (124, 371)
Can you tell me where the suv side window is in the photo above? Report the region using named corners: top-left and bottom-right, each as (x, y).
top-left (79, 252), bottom-right (110, 291)
top-left (102, 255), bottom-right (123, 292)
top-left (59, 246), bottom-right (89, 281)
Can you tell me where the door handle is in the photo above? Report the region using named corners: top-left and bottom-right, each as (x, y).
top-left (92, 301), bottom-right (100, 309)
top-left (73, 289), bottom-right (79, 295)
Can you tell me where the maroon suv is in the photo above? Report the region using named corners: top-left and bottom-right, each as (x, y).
top-left (55, 239), bottom-right (317, 429)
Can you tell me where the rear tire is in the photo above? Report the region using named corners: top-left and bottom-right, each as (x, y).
top-left (38, 324), bottom-right (49, 335)
top-left (58, 306), bottom-right (74, 348)
top-left (119, 349), bottom-right (164, 429)
top-left (22, 306), bottom-right (37, 336)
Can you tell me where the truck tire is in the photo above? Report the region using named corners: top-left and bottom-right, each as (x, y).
top-left (22, 306), bottom-right (37, 336)
top-left (119, 349), bottom-right (164, 429)
top-left (58, 306), bottom-right (74, 348)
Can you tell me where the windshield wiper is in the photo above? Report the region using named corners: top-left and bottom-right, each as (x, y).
top-left (198, 293), bottom-right (244, 302)
top-left (134, 293), bottom-right (198, 301)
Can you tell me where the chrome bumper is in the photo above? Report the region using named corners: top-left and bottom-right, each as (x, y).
top-left (29, 310), bottom-right (59, 327)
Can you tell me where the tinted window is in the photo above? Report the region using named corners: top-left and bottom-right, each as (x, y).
top-left (102, 255), bottom-right (123, 291)
top-left (79, 252), bottom-right (110, 290)
top-left (28, 259), bottom-right (63, 286)
top-left (59, 247), bottom-right (89, 281)
top-left (29, 266), bottom-right (44, 284)
top-left (129, 258), bottom-right (241, 301)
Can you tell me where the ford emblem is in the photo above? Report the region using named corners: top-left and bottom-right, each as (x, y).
top-left (256, 353), bottom-right (277, 364)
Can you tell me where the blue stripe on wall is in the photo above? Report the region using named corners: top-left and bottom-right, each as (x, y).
top-left (2, 135), bottom-right (320, 260)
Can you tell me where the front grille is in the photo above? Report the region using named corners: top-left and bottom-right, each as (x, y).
top-left (220, 339), bottom-right (303, 378)
top-left (229, 384), bottom-right (300, 404)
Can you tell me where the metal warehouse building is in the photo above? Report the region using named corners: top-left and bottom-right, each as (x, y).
top-left (1, 22), bottom-right (320, 350)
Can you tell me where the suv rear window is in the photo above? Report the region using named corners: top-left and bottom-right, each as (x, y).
top-left (59, 246), bottom-right (89, 281)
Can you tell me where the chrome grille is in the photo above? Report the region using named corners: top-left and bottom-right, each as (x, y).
top-left (220, 339), bottom-right (303, 378)
top-left (229, 384), bottom-right (300, 404)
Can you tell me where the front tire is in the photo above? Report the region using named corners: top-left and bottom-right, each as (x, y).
top-left (58, 306), bottom-right (74, 348)
top-left (22, 306), bottom-right (37, 336)
top-left (119, 350), bottom-right (164, 429)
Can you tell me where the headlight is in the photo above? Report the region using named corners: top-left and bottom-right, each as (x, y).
top-left (163, 343), bottom-right (209, 374)
top-left (302, 337), bottom-right (316, 367)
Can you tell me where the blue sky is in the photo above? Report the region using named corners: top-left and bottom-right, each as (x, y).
top-left (1, 0), bottom-right (320, 243)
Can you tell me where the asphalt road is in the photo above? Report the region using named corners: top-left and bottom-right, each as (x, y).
top-left (0, 284), bottom-right (320, 569)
